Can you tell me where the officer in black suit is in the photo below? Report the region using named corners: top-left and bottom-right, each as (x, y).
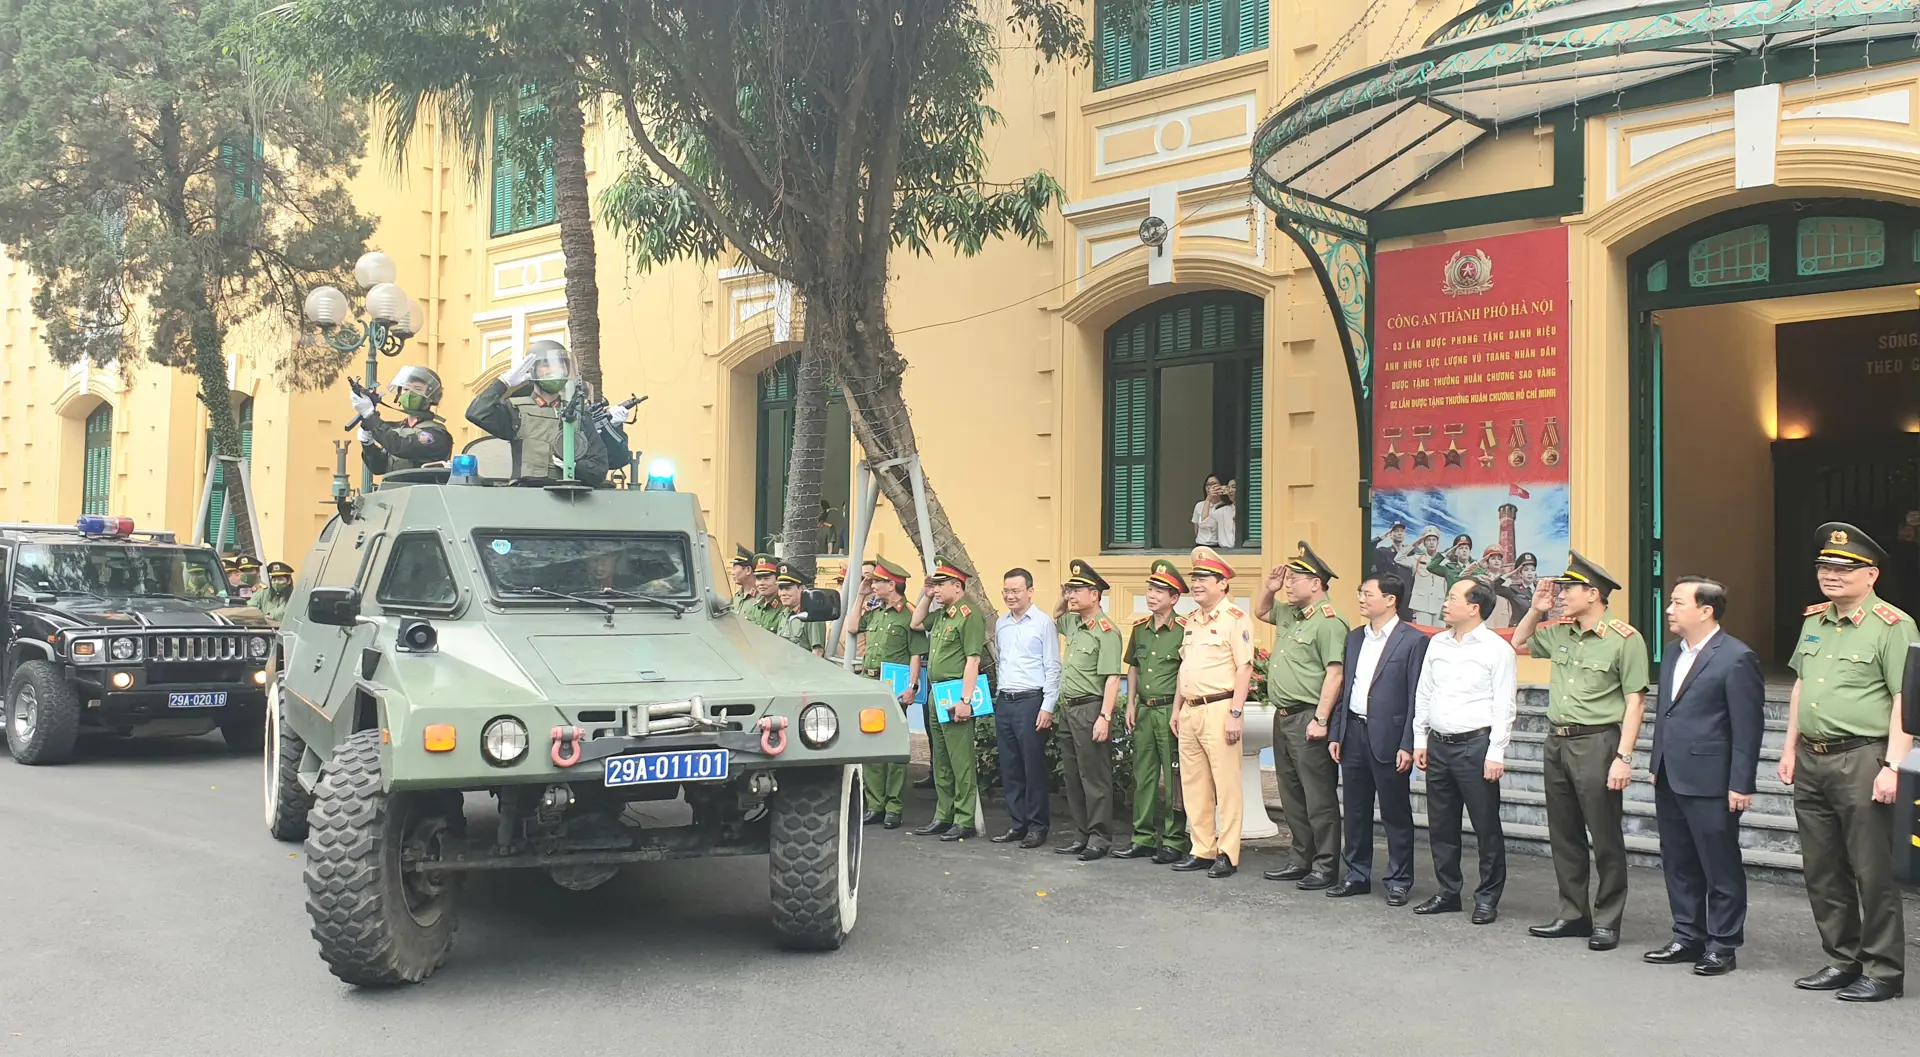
top-left (1643, 576), bottom-right (1765, 977)
top-left (1327, 570), bottom-right (1430, 905)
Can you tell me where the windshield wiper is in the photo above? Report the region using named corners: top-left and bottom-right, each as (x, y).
top-left (502, 583), bottom-right (616, 619)
top-left (585, 587), bottom-right (691, 618)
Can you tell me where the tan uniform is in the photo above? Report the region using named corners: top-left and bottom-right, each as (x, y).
top-left (1177, 599), bottom-right (1255, 865)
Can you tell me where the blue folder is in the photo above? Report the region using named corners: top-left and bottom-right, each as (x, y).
top-left (931, 675), bottom-right (993, 723)
top-left (878, 662), bottom-right (928, 705)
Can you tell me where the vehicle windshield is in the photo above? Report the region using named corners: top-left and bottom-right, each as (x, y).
top-left (13, 543), bottom-right (230, 600)
top-left (473, 532), bottom-right (694, 600)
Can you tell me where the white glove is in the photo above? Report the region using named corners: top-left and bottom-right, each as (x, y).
top-left (608, 404), bottom-right (633, 425)
top-left (504, 355), bottom-right (539, 387)
top-left (349, 391), bottom-right (375, 417)
top-left (356, 427), bottom-right (374, 444)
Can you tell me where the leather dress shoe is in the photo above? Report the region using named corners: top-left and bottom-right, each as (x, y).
top-left (1412, 894), bottom-right (1461, 915)
top-left (882, 812), bottom-right (902, 830)
top-left (1078, 844), bottom-right (1110, 862)
top-left (1643, 941), bottom-right (1705, 965)
top-left (989, 828), bottom-right (1029, 844)
top-left (1794, 966), bottom-right (1860, 991)
top-left (1588, 928), bottom-right (1620, 951)
top-left (939, 826), bottom-right (978, 842)
top-left (1018, 832), bottom-right (1047, 849)
top-left (1471, 903), bottom-right (1499, 925)
top-left (1835, 977), bottom-right (1903, 1002)
top-left (1528, 918), bottom-right (1594, 939)
top-left (1056, 839), bottom-right (1088, 856)
top-left (1112, 843), bottom-right (1157, 859)
top-left (1264, 864), bottom-right (1310, 882)
top-left (1151, 846), bottom-right (1185, 865)
top-left (1295, 871), bottom-right (1336, 891)
top-left (1170, 855), bottom-right (1215, 872)
top-left (1384, 888), bottom-right (1410, 908)
top-left (1325, 880), bottom-right (1371, 898)
top-left (862, 810), bottom-right (883, 826)
top-left (1692, 951), bottom-right (1736, 977)
top-left (1207, 857), bottom-right (1237, 879)
top-left (911, 820), bottom-right (953, 837)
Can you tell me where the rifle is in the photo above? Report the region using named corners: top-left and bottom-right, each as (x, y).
top-left (343, 377), bottom-right (386, 432)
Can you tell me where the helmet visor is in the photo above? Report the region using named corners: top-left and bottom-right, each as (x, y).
top-left (386, 365), bottom-right (440, 408)
top-left (525, 345), bottom-right (571, 381)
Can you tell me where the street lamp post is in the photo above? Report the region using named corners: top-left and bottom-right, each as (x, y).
top-left (302, 251), bottom-right (424, 492)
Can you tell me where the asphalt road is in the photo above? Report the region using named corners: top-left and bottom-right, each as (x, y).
top-left (1, 737), bottom-right (1914, 1056)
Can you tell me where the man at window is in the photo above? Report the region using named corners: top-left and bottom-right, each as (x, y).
top-left (1192, 474), bottom-right (1237, 548)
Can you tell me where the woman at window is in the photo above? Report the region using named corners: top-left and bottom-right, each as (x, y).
top-left (1192, 474), bottom-right (1237, 549)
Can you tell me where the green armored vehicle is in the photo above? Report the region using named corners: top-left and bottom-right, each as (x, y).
top-left (265, 466), bottom-right (906, 985)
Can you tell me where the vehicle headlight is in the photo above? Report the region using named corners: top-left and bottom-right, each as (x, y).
top-left (248, 635), bottom-right (271, 660)
top-left (69, 638), bottom-right (104, 663)
top-left (482, 716), bottom-right (529, 766)
top-left (798, 703), bottom-right (839, 749)
top-left (109, 636), bottom-right (139, 661)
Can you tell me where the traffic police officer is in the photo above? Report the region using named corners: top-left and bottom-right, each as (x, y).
top-left (1512, 550), bottom-right (1649, 953)
top-left (1117, 558), bottom-right (1189, 864)
top-left (774, 562), bottom-right (826, 656)
top-left (744, 554), bottom-right (784, 633)
top-left (1255, 541), bottom-right (1349, 889)
top-left (1171, 546), bottom-right (1255, 878)
top-left (856, 557), bottom-right (922, 829)
top-left (1780, 522), bottom-right (1914, 1003)
top-left (354, 365), bottom-right (454, 475)
top-left (250, 561), bottom-right (295, 623)
top-left (1051, 559), bottom-right (1125, 861)
top-left (911, 555), bottom-right (984, 842)
top-left (465, 340), bottom-right (609, 486)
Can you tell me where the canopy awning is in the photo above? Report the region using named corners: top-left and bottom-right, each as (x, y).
top-left (1253, 0), bottom-right (1920, 224)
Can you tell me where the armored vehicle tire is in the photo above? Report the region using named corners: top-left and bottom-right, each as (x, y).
top-left (304, 729), bottom-right (459, 986)
top-left (6, 660), bottom-right (81, 766)
top-left (769, 764), bottom-right (862, 951)
top-left (264, 683), bottom-right (311, 842)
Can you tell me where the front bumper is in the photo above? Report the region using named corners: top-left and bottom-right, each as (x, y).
top-left (66, 665), bottom-right (268, 725)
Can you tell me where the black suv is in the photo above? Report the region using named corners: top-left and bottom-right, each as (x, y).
top-left (1, 519), bottom-right (276, 764)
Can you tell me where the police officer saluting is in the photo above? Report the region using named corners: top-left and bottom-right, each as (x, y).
top-left (1781, 523), bottom-right (1914, 1003)
top-left (1052, 560), bottom-right (1125, 861)
top-left (1117, 559), bottom-right (1189, 864)
top-left (465, 340), bottom-right (610, 486)
top-left (856, 558), bottom-right (922, 829)
top-left (1512, 551), bottom-right (1649, 953)
top-left (1255, 541), bottom-right (1349, 889)
top-left (352, 365), bottom-right (453, 475)
top-left (911, 555), bottom-right (985, 842)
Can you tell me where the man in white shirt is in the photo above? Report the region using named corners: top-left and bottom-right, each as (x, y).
top-left (1412, 578), bottom-right (1517, 922)
top-left (990, 568), bottom-right (1062, 848)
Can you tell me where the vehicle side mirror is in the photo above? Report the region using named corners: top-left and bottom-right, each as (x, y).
top-left (1902, 642), bottom-right (1920, 737)
top-left (307, 586), bottom-right (362, 628)
top-left (798, 587), bottom-right (841, 624)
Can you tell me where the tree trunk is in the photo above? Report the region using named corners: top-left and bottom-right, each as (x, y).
top-left (549, 97), bottom-right (602, 396)
top-left (191, 311), bottom-right (256, 558)
top-left (779, 341), bottom-right (829, 581)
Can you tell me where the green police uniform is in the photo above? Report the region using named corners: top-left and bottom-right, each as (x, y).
top-left (1788, 522), bottom-right (1915, 994)
top-left (1525, 551), bottom-right (1649, 935)
top-left (1125, 608), bottom-right (1188, 853)
top-left (858, 591), bottom-right (922, 819)
top-left (249, 586), bottom-right (291, 623)
top-left (777, 608), bottom-right (826, 652)
top-left (923, 577), bottom-right (985, 831)
top-left (1265, 593), bottom-right (1349, 878)
top-left (1057, 561), bottom-right (1125, 851)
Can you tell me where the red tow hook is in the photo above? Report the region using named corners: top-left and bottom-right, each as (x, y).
top-left (756, 716), bottom-right (788, 756)
top-left (550, 725), bottom-right (585, 768)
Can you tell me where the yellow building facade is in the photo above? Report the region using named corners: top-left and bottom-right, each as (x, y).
top-left (7, 0), bottom-right (1920, 664)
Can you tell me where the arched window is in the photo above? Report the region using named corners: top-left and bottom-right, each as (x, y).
top-left (1104, 291), bottom-right (1263, 550)
top-left (755, 352), bottom-right (852, 555)
top-left (82, 403), bottom-right (113, 516)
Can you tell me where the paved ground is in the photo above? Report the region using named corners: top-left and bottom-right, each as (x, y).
top-left (1, 736), bottom-right (1914, 1056)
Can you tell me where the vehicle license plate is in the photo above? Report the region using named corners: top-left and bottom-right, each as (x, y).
top-left (604, 749), bottom-right (730, 788)
top-left (167, 692), bottom-right (229, 709)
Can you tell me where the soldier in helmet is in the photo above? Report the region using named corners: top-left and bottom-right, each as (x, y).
top-left (465, 340), bottom-right (610, 486)
top-left (250, 561), bottom-right (295, 623)
top-left (353, 364), bottom-right (454, 475)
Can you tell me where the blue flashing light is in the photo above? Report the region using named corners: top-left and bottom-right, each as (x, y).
top-left (644, 458), bottom-right (676, 492)
top-left (448, 453), bottom-right (480, 484)
top-left (76, 515), bottom-right (134, 536)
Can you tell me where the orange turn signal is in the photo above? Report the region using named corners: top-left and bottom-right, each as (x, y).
top-left (859, 708), bottom-right (887, 734)
top-left (423, 724), bottom-right (457, 752)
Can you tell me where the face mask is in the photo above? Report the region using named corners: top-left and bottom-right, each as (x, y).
top-left (270, 578), bottom-right (292, 595)
top-left (396, 390), bottom-right (427, 412)
top-left (536, 378), bottom-right (567, 394)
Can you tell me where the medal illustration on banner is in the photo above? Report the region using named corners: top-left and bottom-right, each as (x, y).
top-left (1442, 423), bottom-right (1467, 468)
top-left (1507, 417), bottom-right (1529, 469)
top-left (1478, 420), bottom-right (1498, 469)
top-left (1540, 416), bottom-right (1562, 467)
top-left (1411, 425), bottom-right (1434, 470)
top-left (1380, 426), bottom-right (1404, 471)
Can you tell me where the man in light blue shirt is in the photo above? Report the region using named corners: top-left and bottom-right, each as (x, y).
top-left (991, 567), bottom-right (1062, 848)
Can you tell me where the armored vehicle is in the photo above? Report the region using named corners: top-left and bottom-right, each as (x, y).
top-left (1, 517), bottom-right (276, 764)
top-left (268, 467), bottom-right (907, 985)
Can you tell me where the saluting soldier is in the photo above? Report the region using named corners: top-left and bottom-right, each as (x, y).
top-left (1254, 541), bottom-right (1349, 890)
top-left (911, 555), bottom-right (985, 842)
top-left (744, 554), bottom-right (785, 633)
top-left (1171, 547), bottom-right (1255, 879)
top-left (856, 558), bottom-right (923, 829)
top-left (774, 562), bottom-right (826, 656)
top-left (1780, 523), bottom-right (1914, 1003)
top-left (729, 546), bottom-right (756, 607)
top-left (1051, 560), bottom-right (1125, 861)
top-left (1513, 551), bottom-right (1649, 953)
top-left (465, 339), bottom-right (609, 486)
top-left (1116, 559), bottom-right (1190, 864)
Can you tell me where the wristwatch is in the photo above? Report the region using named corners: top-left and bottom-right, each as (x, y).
top-left (1229, 708), bottom-right (1244, 718)
top-left (1615, 752), bottom-right (1633, 765)
top-left (1885, 760), bottom-right (1901, 773)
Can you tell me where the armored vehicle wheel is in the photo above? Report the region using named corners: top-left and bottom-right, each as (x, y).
top-left (6, 660), bottom-right (80, 765)
top-left (769, 764), bottom-right (862, 950)
top-left (263, 682), bottom-right (311, 842)
top-left (304, 729), bottom-right (460, 986)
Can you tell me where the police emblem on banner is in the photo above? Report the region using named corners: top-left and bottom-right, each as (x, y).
top-left (1441, 248), bottom-right (1494, 297)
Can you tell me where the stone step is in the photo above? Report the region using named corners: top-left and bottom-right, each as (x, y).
top-left (1405, 786), bottom-right (1802, 857)
top-left (1510, 706), bottom-right (1792, 743)
top-left (1500, 729), bottom-right (1788, 764)
top-left (1401, 811), bottom-right (1806, 885)
top-left (1406, 758), bottom-right (1800, 818)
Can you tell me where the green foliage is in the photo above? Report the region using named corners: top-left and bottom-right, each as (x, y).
top-left (971, 713), bottom-right (1138, 810)
top-left (0, 0), bottom-right (373, 392)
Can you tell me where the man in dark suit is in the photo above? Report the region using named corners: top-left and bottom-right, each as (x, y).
top-left (1328, 571), bottom-right (1431, 905)
top-left (1643, 576), bottom-right (1765, 977)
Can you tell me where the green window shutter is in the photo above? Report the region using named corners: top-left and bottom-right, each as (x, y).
top-left (1238, 0), bottom-right (1269, 54)
top-left (534, 158), bottom-right (558, 226)
top-left (1244, 360), bottom-right (1263, 545)
top-left (1096, 1), bottom-right (1135, 89)
top-left (490, 112), bottom-right (514, 237)
top-left (1145, 2), bottom-right (1168, 75)
top-left (1203, 0), bottom-right (1226, 62)
top-left (82, 404), bottom-right (112, 516)
top-left (1108, 372), bottom-right (1150, 547)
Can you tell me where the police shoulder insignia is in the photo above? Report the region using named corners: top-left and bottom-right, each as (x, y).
top-left (1872, 603), bottom-right (1904, 625)
top-left (1098, 618), bottom-right (1113, 632)
top-left (1133, 615), bottom-right (1150, 626)
top-left (1226, 605), bottom-right (1244, 618)
top-left (1176, 616), bottom-right (1188, 627)
top-left (958, 604), bottom-right (972, 617)
top-left (1803, 602), bottom-right (1829, 617)
top-left (1608, 619), bottom-right (1637, 637)
top-left (1319, 603), bottom-right (1336, 618)
top-left (418, 431), bottom-right (435, 443)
